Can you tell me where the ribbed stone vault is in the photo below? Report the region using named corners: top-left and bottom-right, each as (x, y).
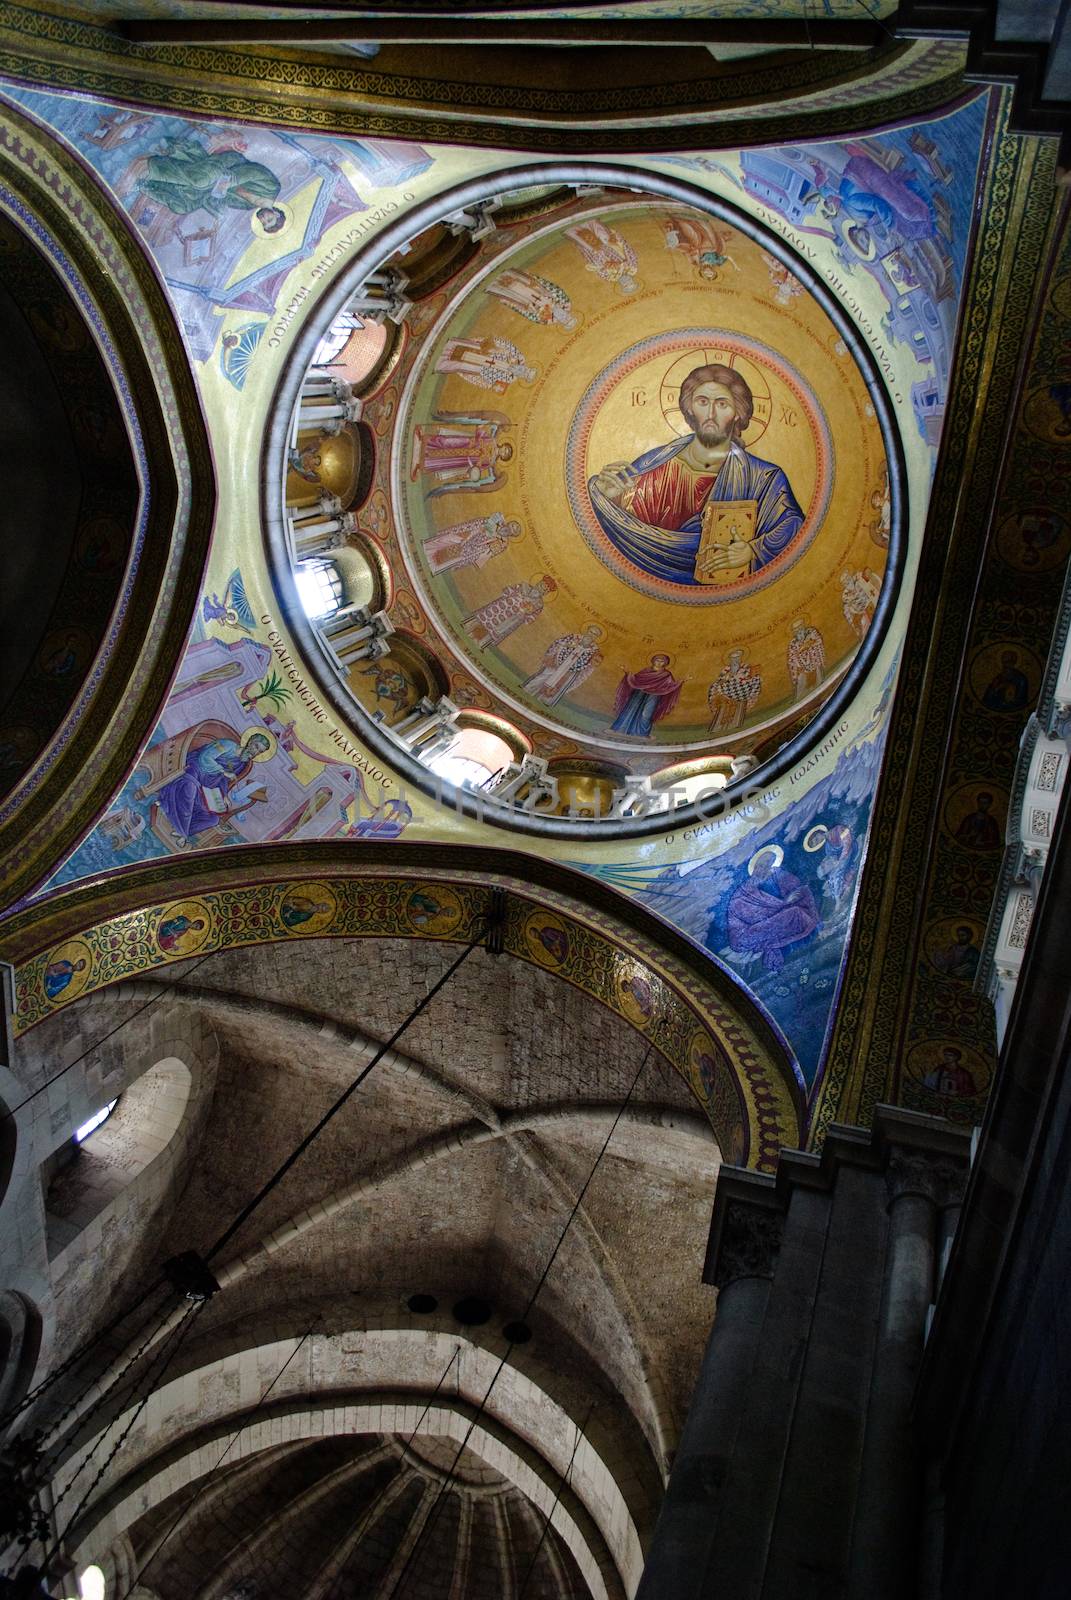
top-left (15, 934), bottom-right (726, 1599)
top-left (126, 1432), bottom-right (589, 1600)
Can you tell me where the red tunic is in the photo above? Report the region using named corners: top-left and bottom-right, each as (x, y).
top-left (627, 457), bottom-right (717, 531)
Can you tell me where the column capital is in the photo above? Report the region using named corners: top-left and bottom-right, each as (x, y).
top-left (885, 1149), bottom-right (965, 1209)
top-left (712, 1200), bottom-right (783, 1290)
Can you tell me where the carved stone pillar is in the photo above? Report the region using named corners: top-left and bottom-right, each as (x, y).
top-left (636, 1198), bottom-right (782, 1600)
top-left (488, 754), bottom-right (550, 805)
top-left (444, 199), bottom-right (500, 240)
top-left (348, 267), bottom-right (411, 325)
top-left (392, 697), bottom-right (460, 752)
top-left (288, 504), bottom-right (354, 560)
top-left (848, 1144), bottom-right (966, 1599)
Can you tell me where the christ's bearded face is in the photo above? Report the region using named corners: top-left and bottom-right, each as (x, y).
top-left (683, 381), bottom-right (739, 446)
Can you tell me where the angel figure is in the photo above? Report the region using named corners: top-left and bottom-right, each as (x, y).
top-left (202, 569), bottom-right (256, 634)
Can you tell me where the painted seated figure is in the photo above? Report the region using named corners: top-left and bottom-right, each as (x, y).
top-left (133, 721), bottom-right (273, 849)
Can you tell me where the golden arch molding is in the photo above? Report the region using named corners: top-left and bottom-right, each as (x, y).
top-left (1, 843), bottom-right (804, 1171)
top-left (0, 101), bottom-right (216, 907)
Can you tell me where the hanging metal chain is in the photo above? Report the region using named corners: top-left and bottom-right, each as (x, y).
top-left (35, 1300), bottom-right (205, 1579)
top-left (41, 1293), bottom-right (185, 1515)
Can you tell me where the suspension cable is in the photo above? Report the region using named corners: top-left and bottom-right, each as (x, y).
top-left (7, 949), bottom-right (223, 1120)
top-left (0, 1278), bottom-right (173, 1434)
top-left (41, 1296), bottom-right (184, 1507)
top-left (385, 1029), bottom-right (658, 1599)
top-left (11, 901), bottom-right (502, 1578)
top-left (516, 1401), bottom-right (594, 1600)
top-left (33, 1300), bottom-right (205, 1580)
top-left (4, 909), bottom-right (498, 1436)
top-left (203, 923), bottom-right (489, 1266)
top-left (115, 1324), bottom-right (319, 1600)
top-left (394, 1347), bottom-right (461, 1473)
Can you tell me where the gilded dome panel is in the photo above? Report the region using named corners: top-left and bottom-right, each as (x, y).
top-left (392, 197), bottom-right (890, 761)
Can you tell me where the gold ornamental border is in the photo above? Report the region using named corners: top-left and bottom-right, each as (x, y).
top-left (0, 3), bottom-right (968, 152)
top-left (813, 113), bottom-right (1064, 1146)
top-left (0, 100), bottom-right (215, 907)
top-left (0, 842), bottom-right (804, 1172)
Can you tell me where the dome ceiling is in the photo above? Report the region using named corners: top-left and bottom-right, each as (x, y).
top-left (362, 191), bottom-right (891, 774)
top-left (126, 1432), bottom-right (593, 1600)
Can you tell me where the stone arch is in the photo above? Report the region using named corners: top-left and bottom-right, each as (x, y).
top-left (43, 1057), bottom-right (192, 1264)
top-left (0, 99), bottom-right (215, 908)
top-left (63, 1330), bottom-right (641, 1599)
top-left (0, 1287), bottom-right (44, 1425)
top-left (0, 1067), bottom-right (18, 1214)
top-left (35, 1000), bottom-right (220, 1354)
top-left (5, 847), bottom-right (804, 1169)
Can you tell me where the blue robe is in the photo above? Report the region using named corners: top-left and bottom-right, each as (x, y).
top-left (156, 739), bottom-right (248, 839)
top-left (589, 438), bottom-right (804, 586)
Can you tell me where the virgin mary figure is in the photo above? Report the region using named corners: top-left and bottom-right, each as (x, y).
top-left (610, 655), bottom-right (682, 738)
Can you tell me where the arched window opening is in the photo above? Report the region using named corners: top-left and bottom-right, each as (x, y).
top-left (43, 1058), bottom-right (192, 1263)
top-left (295, 560), bottom-right (344, 620)
top-left (73, 1099), bottom-right (118, 1145)
top-left (428, 725), bottom-right (515, 790)
top-left (79, 1566), bottom-right (106, 1600)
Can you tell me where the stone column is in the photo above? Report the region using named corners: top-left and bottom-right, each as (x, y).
top-left (487, 755), bottom-right (550, 805)
top-left (348, 268), bottom-right (411, 325)
top-left (298, 397), bottom-right (361, 430)
top-left (302, 372), bottom-right (352, 397)
top-left (393, 697), bottom-right (459, 750)
top-left (444, 200), bottom-right (500, 240)
top-left (320, 608), bottom-right (395, 670)
top-left (288, 506), bottom-right (355, 560)
top-left (636, 1200), bottom-right (781, 1600)
top-left (848, 1149), bottom-right (954, 1598)
top-left (392, 696), bottom-right (439, 740)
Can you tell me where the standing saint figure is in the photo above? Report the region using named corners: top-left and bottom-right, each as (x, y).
top-left (158, 914), bottom-right (207, 952)
top-left (564, 219), bottom-right (639, 292)
top-left (44, 957), bottom-right (88, 999)
top-left (411, 411), bottom-right (513, 497)
top-left (423, 512), bottom-right (522, 574)
top-left (524, 625), bottom-right (603, 706)
top-left (464, 576), bottom-right (557, 650)
top-left (611, 654), bottom-right (682, 738)
top-left (590, 364), bottom-right (804, 586)
top-left (662, 214), bottom-right (737, 279)
top-left (762, 251), bottom-right (803, 305)
top-left (787, 618), bottom-right (826, 700)
top-left (435, 335), bottom-right (536, 393)
top-left (708, 650), bottom-right (762, 733)
top-left (816, 823), bottom-right (856, 906)
top-left (488, 269), bottom-right (576, 328)
top-left (981, 650), bottom-right (1030, 713)
top-left (841, 568), bottom-right (881, 638)
top-left (921, 1045), bottom-right (978, 1096)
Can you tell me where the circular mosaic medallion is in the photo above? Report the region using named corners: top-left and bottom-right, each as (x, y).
top-left (279, 881), bottom-right (338, 936)
top-left (405, 883), bottom-right (464, 936)
top-left (155, 899), bottom-right (212, 957)
top-left (523, 908), bottom-right (571, 967)
top-left (905, 1039), bottom-right (990, 1100)
top-left (566, 329), bottom-right (832, 605)
top-left (41, 938), bottom-right (93, 1004)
